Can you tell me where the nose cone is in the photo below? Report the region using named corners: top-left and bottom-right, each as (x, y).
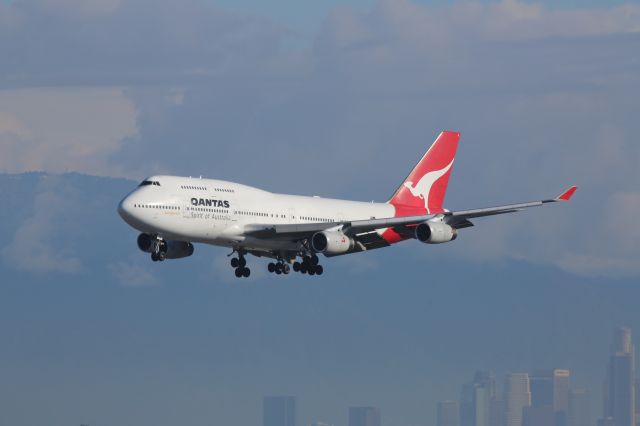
top-left (118, 195), bottom-right (134, 222)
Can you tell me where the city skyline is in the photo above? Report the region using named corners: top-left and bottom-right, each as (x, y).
top-left (253, 327), bottom-right (637, 426)
top-left (432, 327), bottom-right (638, 426)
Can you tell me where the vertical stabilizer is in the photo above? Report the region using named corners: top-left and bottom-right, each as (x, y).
top-left (388, 131), bottom-right (460, 215)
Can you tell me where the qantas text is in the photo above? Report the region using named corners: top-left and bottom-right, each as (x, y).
top-left (191, 198), bottom-right (230, 208)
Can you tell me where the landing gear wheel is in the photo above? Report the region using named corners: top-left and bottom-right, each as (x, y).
top-left (293, 262), bottom-right (300, 272)
top-left (268, 262), bottom-right (276, 273)
top-left (158, 251), bottom-right (166, 261)
top-left (231, 258), bottom-right (239, 268)
top-left (242, 267), bottom-right (251, 278)
top-left (238, 257), bottom-right (247, 268)
top-left (235, 268), bottom-right (243, 278)
top-left (310, 254), bottom-right (319, 265)
top-left (283, 264), bottom-right (290, 274)
top-left (308, 267), bottom-right (316, 276)
top-left (151, 252), bottom-right (159, 262)
top-left (315, 265), bottom-right (323, 275)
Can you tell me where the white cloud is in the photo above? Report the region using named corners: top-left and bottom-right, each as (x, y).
top-left (108, 261), bottom-right (160, 287)
top-left (39, 0), bottom-right (123, 18)
top-left (308, 0), bottom-right (640, 277)
top-left (2, 180), bottom-right (83, 274)
top-left (0, 87), bottom-right (138, 176)
top-left (1, 0), bottom-right (639, 277)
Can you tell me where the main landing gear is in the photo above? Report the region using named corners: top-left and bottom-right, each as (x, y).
top-left (229, 251), bottom-right (324, 278)
top-left (267, 260), bottom-right (290, 275)
top-left (230, 252), bottom-right (250, 278)
top-left (267, 254), bottom-right (323, 276)
top-left (293, 254), bottom-right (323, 276)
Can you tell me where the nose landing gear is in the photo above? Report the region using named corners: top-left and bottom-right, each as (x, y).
top-left (150, 238), bottom-right (167, 262)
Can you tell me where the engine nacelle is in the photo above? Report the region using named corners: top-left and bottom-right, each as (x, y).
top-left (137, 233), bottom-right (194, 259)
top-left (415, 222), bottom-right (457, 244)
top-left (137, 233), bottom-right (153, 252)
top-left (311, 230), bottom-right (355, 255)
top-left (163, 240), bottom-right (195, 259)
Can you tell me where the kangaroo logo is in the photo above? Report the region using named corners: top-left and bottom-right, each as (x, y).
top-left (403, 159), bottom-right (454, 213)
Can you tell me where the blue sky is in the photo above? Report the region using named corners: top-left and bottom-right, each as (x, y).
top-left (213, 0), bottom-right (638, 34)
top-left (1, 0), bottom-right (640, 425)
top-left (1, 173), bottom-right (636, 426)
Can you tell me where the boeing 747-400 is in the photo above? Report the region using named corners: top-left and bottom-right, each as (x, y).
top-left (117, 131), bottom-right (576, 278)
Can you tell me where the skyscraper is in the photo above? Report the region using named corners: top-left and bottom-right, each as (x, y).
top-left (636, 378), bottom-right (640, 426)
top-left (462, 371), bottom-right (497, 426)
top-left (529, 371), bottom-right (553, 408)
top-left (568, 389), bottom-right (591, 426)
top-left (349, 407), bottom-right (381, 426)
top-left (553, 370), bottom-right (571, 416)
top-left (438, 401), bottom-right (460, 426)
top-left (522, 405), bottom-right (554, 426)
top-left (603, 327), bottom-right (636, 426)
top-left (505, 373), bottom-right (531, 426)
top-left (490, 399), bottom-right (506, 426)
top-left (264, 396), bottom-right (296, 426)
top-left (529, 369), bottom-right (570, 414)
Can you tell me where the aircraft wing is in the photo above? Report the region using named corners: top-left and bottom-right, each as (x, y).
top-left (244, 186), bottom-right (577, 246)
top-left (443, 185), bottom-right (577, 228)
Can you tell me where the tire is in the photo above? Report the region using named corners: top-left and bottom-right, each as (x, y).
top-left (311, 254), bottom-right (319, 265)
top-left (158, 252), bottom-right (166, 261)
top-left (293, 262), bottom-right (300, 272)
top-left (239, 257), bottom-right (247, 268)
top-left (268, 262), bottom-right (276, 273)
top-left (235, 268), bottom-right (243, 278)
top-left (243, 268), bottom-right (250, 278)
top-left (315, 265), bottom-right (323, 275)
top-left (231, 258), bottom-right (239, 268)
top-left (275, 268), bottom-right (282, 275)
top-left (151, 252), bottom-right (158, 262)
top-left (308, 268), bottom-right (315, 276)
top-left (283, 264), bottom-right (290, 274)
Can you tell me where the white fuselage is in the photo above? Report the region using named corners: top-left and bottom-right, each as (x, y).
top-left (118, 175), bottom-right (394, 252)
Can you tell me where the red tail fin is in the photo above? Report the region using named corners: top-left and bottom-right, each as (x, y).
top-left (388, 131), bottom-right (460, 216)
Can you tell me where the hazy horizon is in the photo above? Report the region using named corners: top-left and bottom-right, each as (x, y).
top-left (1, 0), bottom-right (640, 425)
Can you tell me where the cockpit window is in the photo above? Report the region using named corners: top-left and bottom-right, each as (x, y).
top-left (139, 180), bottom-right (161, 187)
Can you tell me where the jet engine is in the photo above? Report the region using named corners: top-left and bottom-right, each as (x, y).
top-left (162, 240), bottom-right (195, 259)
top-left (137, 233), bottom-right (154, 252)
top-left (414, 222), bottom-right (457, 244)
top-left (311, 230), bottom-right (355, 255)
top-left (137, 233), bottom-right (194, 259)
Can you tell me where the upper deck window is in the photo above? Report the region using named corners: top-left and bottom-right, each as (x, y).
top-left (139, 180), bottom-right (161, 187)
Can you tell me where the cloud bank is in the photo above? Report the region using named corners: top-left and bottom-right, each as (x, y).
top-left (1, 0), bottom-right (639, 277)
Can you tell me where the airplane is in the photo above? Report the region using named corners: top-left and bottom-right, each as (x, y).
top-left (117, 131), bottom-right (577, 278)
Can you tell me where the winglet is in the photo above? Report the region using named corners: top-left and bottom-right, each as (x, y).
top-left (556, 185), bottom-right (577, 201)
